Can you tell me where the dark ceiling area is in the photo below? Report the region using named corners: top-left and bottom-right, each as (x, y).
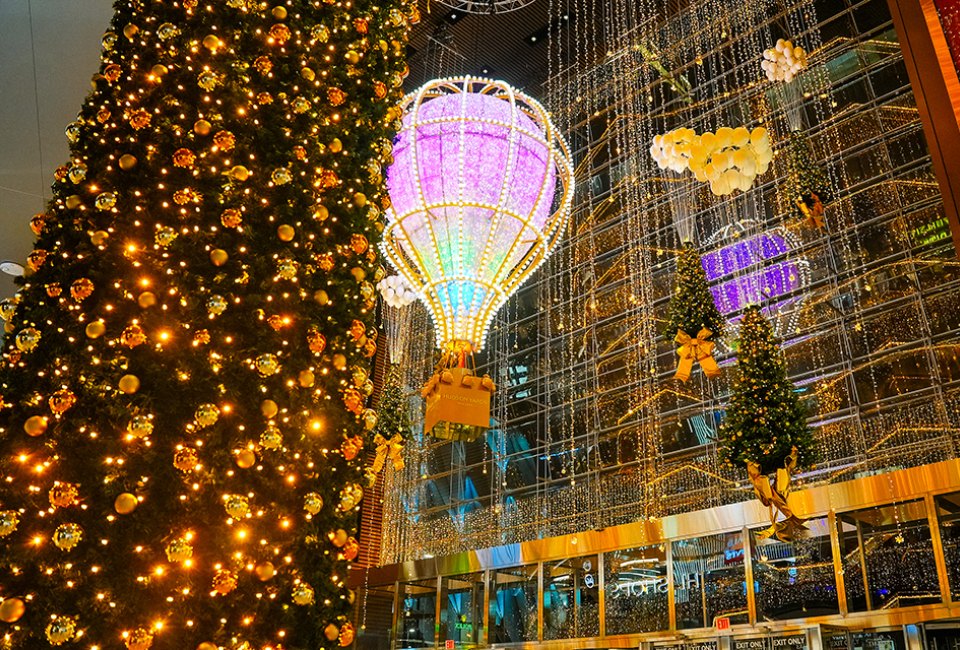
top-left (403, 0), bottom-right (581, 93)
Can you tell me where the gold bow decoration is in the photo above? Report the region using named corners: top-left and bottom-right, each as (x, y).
top-left (372, 433), bottom-right (404, 473)
top-left (748, 446), bottom-right (807, 541)
top-left (674, 328), bottom-right (721, 382)
top-left (797, 192), bottom-right (825, 229)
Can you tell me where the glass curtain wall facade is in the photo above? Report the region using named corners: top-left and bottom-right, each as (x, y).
top-left (378, 0), bottom-right (960, 566)
top-left (357, 462), bottom-right (960, 648)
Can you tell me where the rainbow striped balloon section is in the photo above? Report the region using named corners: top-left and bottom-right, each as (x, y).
top-left (702, 228), bottom-right (810, 331)
top-left (382, 77), bottom-right (574, 351)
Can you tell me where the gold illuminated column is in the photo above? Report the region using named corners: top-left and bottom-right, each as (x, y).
top-left (888, 0), bottom-right (960, 253)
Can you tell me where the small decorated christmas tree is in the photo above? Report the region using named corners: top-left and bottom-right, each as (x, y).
top-left (718, 307), bottom-right (814, 473)
top-left (372, 364), bottom-right (407, 473)
top-left (718, 307), bottom-right (815, 539)
top-left (664, 242), bottom-right (725, 381)
top-left (783, 130), bottom-right (829, 227)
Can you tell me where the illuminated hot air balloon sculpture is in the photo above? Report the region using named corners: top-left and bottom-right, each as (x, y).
top-left (382, 77), bottom-right (574, 441)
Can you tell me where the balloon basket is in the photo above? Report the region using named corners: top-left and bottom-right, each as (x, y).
top-left (421, 366), bottom-right (494, 443)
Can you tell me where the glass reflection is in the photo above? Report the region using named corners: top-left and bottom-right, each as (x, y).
top-left (440, 572), bottom-right (485, 648)
top-left (396, 580), bottom-right (437, 650)
top-left (673, 532), bottom-right (749, 629)
top-left (751, 517), bottom-right (839, 620)
top-left (489, 565), bottom-right (538, 643)
top-left (935, 491), bottom-right (960, 599)
top-left (838, 500), bottom-right (941, 611)
top-left (543, 555), bottom-right (600, 639)
top-left (604, 544), bottom-right (669, 635)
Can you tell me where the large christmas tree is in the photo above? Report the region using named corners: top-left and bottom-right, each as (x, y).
top-left (0, 1), bottom-right (412, 648)
top-left (718, 307), bottom-right (815, 475)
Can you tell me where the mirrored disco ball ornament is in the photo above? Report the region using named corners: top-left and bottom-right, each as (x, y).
top-left (383, 77), bottom-right (573, 441)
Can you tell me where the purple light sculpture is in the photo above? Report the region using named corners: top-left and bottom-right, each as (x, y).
top-left (382, 77), bottom-right (574, 353)
top-left (701, 228), bottom-right (810, 331)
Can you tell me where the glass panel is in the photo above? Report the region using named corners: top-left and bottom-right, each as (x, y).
top-left (396, 579), bottom-right (437, 650)
top-left (751, 517), bottom-right (839, 619)
top-left (935, 490), bottom-right (960, 599)
top-left (673, 532), bottom-right (749, 629)
top-left (355, 584), bottom-right (395, 650)
top-left (542, 554), bottom-right (600, 639)
top-left (489, 565), bottom-right (538, 643)
top-left (837, 500), bottom-right (941, 611)
top-left (604, 544), bottom-right (669, 635)
top-left (440, 572), bottom-right (485, 648)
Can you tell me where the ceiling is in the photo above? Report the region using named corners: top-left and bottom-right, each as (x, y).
top-left (0, 0), bottom-right (573, 300)
top-left (0, 0), bottom-right (115, 299)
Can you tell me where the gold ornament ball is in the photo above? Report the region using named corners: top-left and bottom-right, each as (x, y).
top-left (332, 354), bottom-right (347, 371)
top-left (330, 528), bottom-right (348, 547)
top-left (235, 449), bottom-right (256, 469)
top-left (350, 267), bottom-right (366, 282)
top-left (119, 154), bottom-right (138, 170)
top-left (345, 50), bottom-right (360, 64)
top-left (65, 195), bottom-right (83, 210)
top-left (195, 402), bottom-right (220, 428)
top-left (210, 249), bottom-right (229, 266)
top-left (277, 224), bottom-right (295, 241)
top-left (165, 538), bottom-right (193, 562)
top-left (313, 205), bottom-right (329, 221)
top-left (212, 569), bottom-right (238, 596)
top-left (119, 374), bottom-right (141, 394)
top-left (254, 353), bottom-right (281, 376)
top-left (0, 597), bottom-right (26, 623)
top-left (354, 192), bottom-right (367, 207)
top-left (340, 622), bottom-right (356, 647)
top-left (197, 644), bottom-right (218, 650)
top-left (95, 191), bottom-right (118, 211)
top-left (261, 399), bottom-right (279, 418)
top-left (91, 229), bottom-right (110, 245)
top-left (202, 34), bottom-right (221, 50)
top-left (46, 618), bottom-right (77, 645)
top-left (292, 583), bottom-right (315, 606)
top-left (260, 426), bottom-right (283, 450)
top-left (228, 165), bottom-right (250, 181)
top-left (329, 138), bottom-right (343, 153)
top-left (298, 369), bottom-right (315, 387)
top-left (125, 627), bottom-right (154, 650)
top-left (15, 327), bottom-right (41, 352)
top-left (255, 561), bottom-right (276, 581)
top-left (123, 23), bottom-right (139, 39)
top-left (85, 321), bottom-right (106, 338)
top-left (151, 64), bottom-right (168, 78)
top-left (303, 492), bottom-right (324, 515)
top-left (272, 5), bottom-right (288, 19)
top-left (127, 415), bottom-right (154, 438)
top-left (24, 415), bottom-right (48, 437)
top-left (0, 510), bottom-right (20, 537)
top-left (194, 119), bottom-right (212, 135)
top-left (53, 522), bottom-right (83, 551)
top-left (138, 291), bottom-right (157, 309)
top-left (207, 294), bottom-right (228, 316)
top-left (314, 289), bottom-right (330, 305)
top-left (324, 624), bottom-right (340, 641)
top-left (114, 492), bottom-right (138, 514)
top-left (225, 494), bottom-right (250, 519)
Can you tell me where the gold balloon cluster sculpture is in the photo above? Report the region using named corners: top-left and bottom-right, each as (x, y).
top-left (0, 0), bottom-right (414, 647)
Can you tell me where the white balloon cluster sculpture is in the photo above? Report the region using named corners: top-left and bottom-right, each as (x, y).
top-left (651, 126), bottom-right (773, 196)
top-left (761, 39), bottom-right (808, 83)
top-left (650, 127), bottom-right (699, 173)
top-left (378, 274), bottom-right (418, 308)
